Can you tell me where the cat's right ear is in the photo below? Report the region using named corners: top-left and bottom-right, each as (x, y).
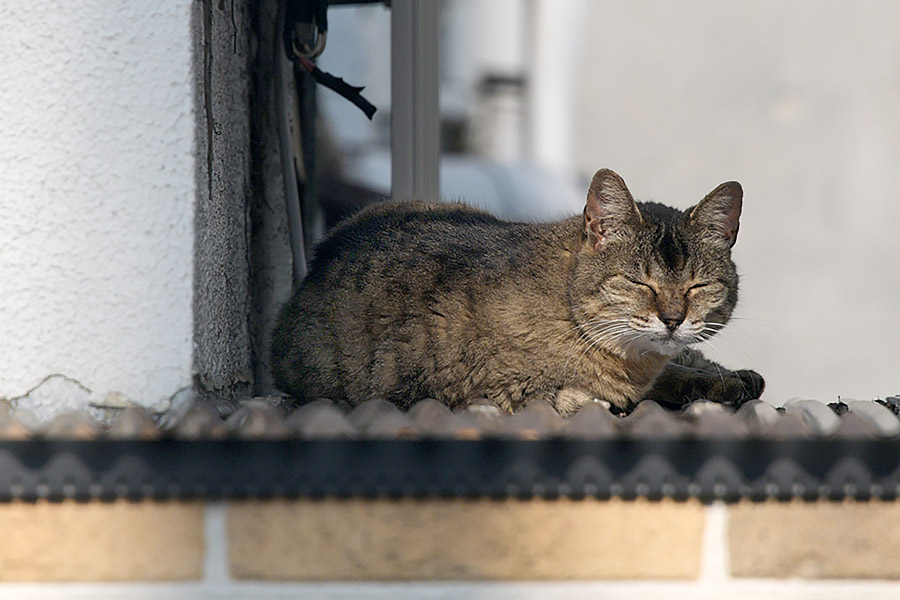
top-left (583, 169), bottom-right (642, 251)
top-left (688, 181), bottom-right (743, 249)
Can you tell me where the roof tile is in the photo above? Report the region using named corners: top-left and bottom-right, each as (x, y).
top-left (624, 400), bottom-right (690, 438)
top-left (106, 404), bottom-right (161, 439)
top-left (1, 393), bottom-right (898, 440)
top-left (0, 401), bottom-right (34, 440)
top-left (43, 409), bottom-right (100, 440)
top-left (171, 403), bottom-right (228, 439)
top-left (783, 399), bottom-right (841, 435)
top-left (226, 401), bottom-right (291, 439)
top-left (847, 400), bottom-right (900, 437)
top-left (562, 402), bottom-right (618, 438)
top-left (285, 400), bottom-right (356, 438)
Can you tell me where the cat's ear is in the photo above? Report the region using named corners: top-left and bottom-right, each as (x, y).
top-left (583, 169), bottom-right (642, 251)
top-left (688, 181), bottom-right (743, 248)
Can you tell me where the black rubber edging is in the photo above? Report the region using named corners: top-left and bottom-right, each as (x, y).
top-left (0, 438), bottom-right (898, 503)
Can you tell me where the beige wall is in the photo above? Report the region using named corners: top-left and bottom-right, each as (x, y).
top-left (573, 1), bottom-right (900, 403)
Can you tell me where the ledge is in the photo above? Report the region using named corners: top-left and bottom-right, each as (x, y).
top-left (0, 397), bottom-right (898, 502)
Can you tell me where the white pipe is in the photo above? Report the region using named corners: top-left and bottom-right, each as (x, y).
top-left (526, 0), bottom-right (587, 175)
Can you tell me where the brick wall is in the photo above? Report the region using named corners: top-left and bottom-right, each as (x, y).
top-left (2, 498), bottom-right (900, 584)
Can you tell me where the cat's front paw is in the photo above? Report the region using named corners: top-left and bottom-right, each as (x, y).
top-left (552, 387), bottom-right (594, 416)
top-left (708, 369), bottom-right (765, 407)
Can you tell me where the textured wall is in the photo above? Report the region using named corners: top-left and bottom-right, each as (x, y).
top-left (0, 2), bottom-right (195, 411)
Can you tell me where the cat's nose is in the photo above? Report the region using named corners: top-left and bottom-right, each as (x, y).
top-left (661, 315), bottom-right (684, 332)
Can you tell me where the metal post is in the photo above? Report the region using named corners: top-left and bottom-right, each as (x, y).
top-left (390, 0), bottom-right (440, 202)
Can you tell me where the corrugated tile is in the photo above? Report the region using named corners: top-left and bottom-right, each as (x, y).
top-left (736, 400), bottom-right (781, 434)
top-left (783, 399), bottom-right (842, 435)
top-left (692, 411), bottom-right (748, 439)
top-left (285, 400), bottom-right (356, 438)
top-left (764, 413), bottom-right (812, 439)
top-left (832, 412), bottom-right (881, 439)
top-left (459, 398), bottom-right (506, 435)
top-left (365, 410), bottom-right (418, 438)
top-left (106, 404), bottom-right (161, 439)
top-left (170, 404), bottom-right (228, 439)
top-left (407, 398), bottom-right (454, 431)
top-left (682, 399), bottom-right (729, 417)
top-left (345, 399), bottom-right (418, 437)
top-left (848, 400), bottom-right (900, 437)
top-left (346, 399), bottom-right (401, 429)
top-left (563, 402), bottom-right (618, 438)
top-left (406, 399), bottom-right (487, 439)
top-left (0, 402), bottom-right (35, 440)
top-left (226, 402), bottom-right (291, 439)
top-left (623, 401), bottom-right (690, 437)
top-left (504, 399), bottom-right (565, 439)
top-left (438, 411), bottom-right (491, 440)
top-left (0, 392), bottom-right (897, 443)
top-left (42, 410), bottom-right (100, 440)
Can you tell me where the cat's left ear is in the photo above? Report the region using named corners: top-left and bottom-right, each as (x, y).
top-left (687, 181), bottom-right (743, 248)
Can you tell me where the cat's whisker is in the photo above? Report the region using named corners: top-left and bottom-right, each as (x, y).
top-left (696, 329), bottom-right (759, 365)
top-left (586, 330), bottom-right (641, 352)
top-left (711, 360), bottom-right (727, 389)
top-left (722, 314), bottom-right (784, 334)
top-left (586, 325), bottom-right (634, 339)
top-left (564, 321), bottom-right (626, 371)
top-left (695, 335), bottom-right (759, 376)
top-left (664, 363), bottom-right (714, 375)
top-left (580, 322), bottom-right (634, 342)
top-left (564, 329), bottom-right (618, 383)
top-left (698, 335), bottom-right (722, 354)
top-left (703, 322), bottom-right (765, 354)
top-left (568, 321), bottom-right (646, 373)
top-left (550, 316), bottom-right (631, 349)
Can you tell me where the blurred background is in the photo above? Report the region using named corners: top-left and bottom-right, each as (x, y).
top-left (2, 0), bottom-right (897, 413)
top-left (319, 0), bottom-right (900, 405)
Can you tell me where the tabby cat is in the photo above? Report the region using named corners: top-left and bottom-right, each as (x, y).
top-left (271, 169), bottom-right (764, 414)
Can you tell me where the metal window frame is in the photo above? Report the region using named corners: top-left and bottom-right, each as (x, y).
top-left (390, 0), bottom-right (440, 202)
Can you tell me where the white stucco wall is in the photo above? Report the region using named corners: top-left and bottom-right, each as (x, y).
top-left (0, 2), bottom-right (195, 414)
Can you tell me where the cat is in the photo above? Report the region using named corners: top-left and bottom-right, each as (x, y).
top-left (271, 168), bottom-right (764, 415)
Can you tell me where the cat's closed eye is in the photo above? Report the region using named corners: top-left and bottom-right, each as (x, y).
top-left (686, 281), bottom-right (724, 296)
top-left (686, 282), bottom-right (710, 295)
top-left (626, 278), bottom-right (658, 296)
top-left (685, 282), bottom-right (728, 311)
